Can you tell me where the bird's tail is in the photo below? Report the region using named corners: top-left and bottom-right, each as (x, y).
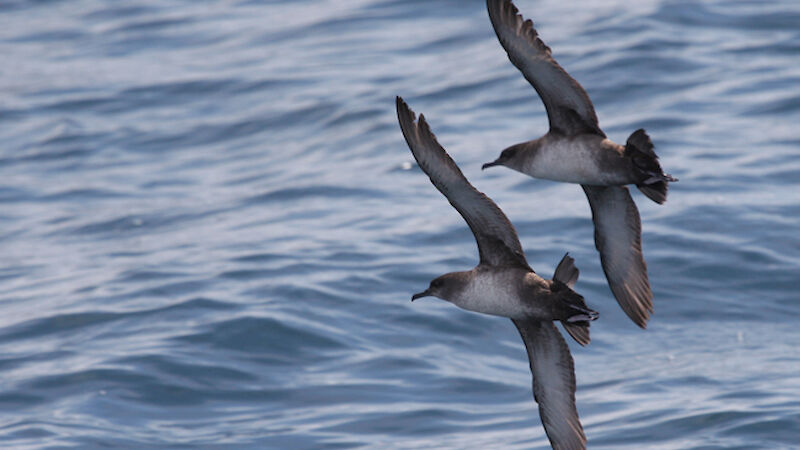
top-left (561, 298), bottom-right (599, 347)
top-left (625, 129), bottom-right (677, 204)
top-left (551, 256), bottom-right (598, 346)
top-left (553, 253), bottom-right (579, 288)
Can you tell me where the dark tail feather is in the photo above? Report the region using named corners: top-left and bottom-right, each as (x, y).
top-left (637, 180), bottom-right (668, 204)
top-left (625, 129), bottom-right (677, 204)
top-left (562, 322), bottom-right (590, 346)
top-left (553, 253), bottom-right (579, 288)
top-left (566, 307), bottom-right (599, 323)
top-left (562, 307), bottom-right (598, 347)
top-left (558, 290), bottom-right (599, 347)
top-left (625, 129), bottom-right (656, 158)
top-left (552, 255), bottom-right (594, 345)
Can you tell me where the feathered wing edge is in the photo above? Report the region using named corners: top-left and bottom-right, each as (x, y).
top-left (513, 319), bottom-right (587, 450)
top-left (486, 0), bottom-right (603, 137)
top-left (396, 96), bottom-right (531, 270)
top-left (582, 185), bottom-right (653, 328)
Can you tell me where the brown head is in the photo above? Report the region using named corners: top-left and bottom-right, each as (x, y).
top-left (482, 141), bottom-right (535, 172)
top-left (411, 272), bottom-right (470, 303)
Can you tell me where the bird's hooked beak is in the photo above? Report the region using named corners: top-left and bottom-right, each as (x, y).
top-left (481, 159), bottom-right (502, 170)
top-left (411, 289), bottom-right (431, 301)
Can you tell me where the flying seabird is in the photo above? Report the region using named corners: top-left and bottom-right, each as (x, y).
top-left (397, 96), bottom-right (597, 449)
top-left (482, 0), bottom-right (677, 328)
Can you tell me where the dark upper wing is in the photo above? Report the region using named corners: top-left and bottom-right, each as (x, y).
top-left (512, 318), bottom-right (586, 450)
top-left (582, 185), bottom-right (653, 328)
top-left (397, 97), bottom-right (530, 269)
top-left (487, 0), bottom-right (604, 137)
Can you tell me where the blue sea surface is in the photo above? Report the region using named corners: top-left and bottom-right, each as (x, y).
top-left (1, 0), bottom-right (799, 448)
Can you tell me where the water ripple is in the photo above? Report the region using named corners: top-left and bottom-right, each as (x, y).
top-left (1, 0), bottom-right (799, 447)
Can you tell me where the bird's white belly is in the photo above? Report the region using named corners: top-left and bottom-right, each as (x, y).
top-left (455, 273), bottom-right (528, 319)
top-left (525, 138), bottom-right (626, 185)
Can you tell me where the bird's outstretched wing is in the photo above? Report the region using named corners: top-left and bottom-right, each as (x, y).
top-left (512, 318), bottom-right (586, 450)
top-left (397, 97), bottom-right (530, 269)
top-left (487, 0), bottom-right (603, 137)
top-left (582, 185), bottom-right (653, 328)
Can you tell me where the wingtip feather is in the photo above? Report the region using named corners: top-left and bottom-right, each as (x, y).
top-left (395, 96), bottom-right (413, 123)
top-left (610, 276), bottom-right (653, 329)
top-left (583, 185), bottom-right (654, 330)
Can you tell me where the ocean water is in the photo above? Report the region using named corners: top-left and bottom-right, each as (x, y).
top-left (1, 0), bottom-right (799, 448)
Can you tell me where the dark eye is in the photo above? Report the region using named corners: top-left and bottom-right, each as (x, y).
top-left (431, 279), bottom-right (443, 289)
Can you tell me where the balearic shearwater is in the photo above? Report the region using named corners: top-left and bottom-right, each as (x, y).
top-left (481, 0), bottom-right (677, 328)
top-left (397, 96), bottom-right (597, 449)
